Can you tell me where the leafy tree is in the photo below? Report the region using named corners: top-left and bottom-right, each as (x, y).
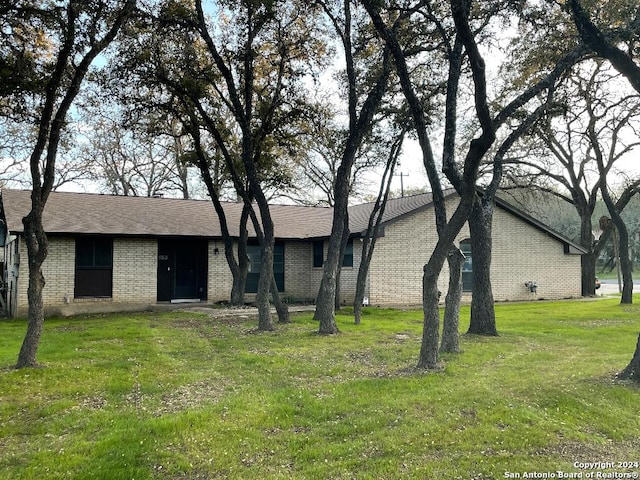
top-left (313, 0), bottom-right (394, 334)
top-left (363, 0), bottom-right (588, 368)
top-left (505, 62), bottom-right (640, 298)
top-left (363, 0), bottom-right (495, 367)
top-left (539, 0), bottom-right (640, 380)
top-left (0, 0), bottom-right (135, 368)
top-left (108, 3), bottom-right (254, 305)
top-left (568, 0), bottom-right (640, 93)
top-left (190, 0), bottom-right (328, 327)
top-left (353, 125), bottom-right (405, 325)
top-left (0, 2), bottom-right (51, 101)
top-left (467, 101), bottom-right (552, 339)
top-left (112, 0), bottom-right (324, 319)
top-left (464, 0), bottom-right (593, 336)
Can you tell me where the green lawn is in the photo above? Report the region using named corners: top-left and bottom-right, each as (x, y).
top-left (1, 299), bottom-right (639, 479)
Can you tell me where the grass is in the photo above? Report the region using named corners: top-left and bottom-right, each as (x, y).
top-left (1, 299), bottom-right (639, 479)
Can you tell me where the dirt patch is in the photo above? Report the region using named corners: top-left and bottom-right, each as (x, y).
top-left (156, 381), bottom-right (231, 415)
top-left (51, 324), bottom-right (87, 332)
top-left (535, 438), bottom-right (640, 461)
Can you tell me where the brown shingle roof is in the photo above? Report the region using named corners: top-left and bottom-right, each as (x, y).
top-left (0, 188), bottom-right (586, 254)
top-left (0, 189), bottom-right (335, 239)
top-left (347, 190), bottom-right (459, 234)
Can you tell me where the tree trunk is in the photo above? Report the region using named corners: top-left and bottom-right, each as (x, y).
top-left (230, 248), bottom-right (248, 305)
top-left (315, 201), bottom-right (346, 334)
top-left (616, 223), bottom-right (634, 304)
top-left (467, 196), bottom-right (498, 336)
top-left (216, 210), bottom-right (248, 306)
top-left (13, 0), bottom-right (133, 368)
top-left (417, 192), bottom-right (478, 369)
top-left (597, 159), bottom-right (633, 304)
top-left (441, 247), bottom-right (463, 353)
top-left (618, 333), bottom-right (640, 382)
top-left (581, 251), bottom-right (597, 297)
top-left (230, 205), bottom-right (250, 306)
top-left (354, 228), bottom-right (373, 325)
top-left (315, 271), bottom-right (340, 333)
top-left (271, 274), bottom-right (290, 324)
top-left (245, 198), bottom-right (284, 327)
top-left (256, 241), bottom-right (274, 331)
top-left (334, 268), bottom-right (342, 311)
top-left (17, 268), bottom-right (46, 368)
top-left (334, 215), bottom-right (350, 311)
top-left (313, 45), bottom-right (391, 335)
top-left (195, 154), bottom-right (248, 306)
top-left (417, 199), bottom-right (475, 369)
top-left (418, 268), bottom-right (441, 369)
top-left (16, 211), bottom-right (48, 368)
top-left (364, 0), bottom-right (496, 369)
top-left (242, 178), bottom-right (276, 331)
top-left (580, 214), bottom-right (596, 296)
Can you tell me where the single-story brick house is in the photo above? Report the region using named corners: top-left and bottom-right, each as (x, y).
top-left (0, 188), bottom-right (584, 316)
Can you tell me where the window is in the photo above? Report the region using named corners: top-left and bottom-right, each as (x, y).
top-left (314, 240), bottom-right (351, 267)
top-left (245, 242), bottom-right (285, 293)
top-left (273, 244), bottom-right (284, 291)
top-left (342, 239), bottom-right (353, 267)
top-left (75, 237), bottom-right (113, 297)
top-left (313, 241), bottom-right (323, 268)
top-left (460, 239), bottom-right (473, 292)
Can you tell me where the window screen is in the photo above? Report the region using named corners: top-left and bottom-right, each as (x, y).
top-left (75, 237), bottom-right (113, 297)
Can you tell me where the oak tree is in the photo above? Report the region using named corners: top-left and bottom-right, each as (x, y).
top-left (1, 0), bottom-right (136, 368)
top-left (363, 0), bottom-right (588, 368)
top-left (313, 0), bottom-right (393, 334)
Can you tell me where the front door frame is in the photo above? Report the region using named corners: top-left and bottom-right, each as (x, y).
top-left (157, 238), bottom-right (208, 302)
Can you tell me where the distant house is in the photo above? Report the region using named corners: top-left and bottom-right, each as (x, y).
top-left (0, 189), bottom-right (584, 317)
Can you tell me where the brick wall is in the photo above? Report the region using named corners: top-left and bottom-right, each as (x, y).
top-left (490, 207), bottom-right (581, 301)
top-left (283, 241), bottom-right (313, 302)
top-left (112, 238), bottom-right (157, 303)
top-left (13, 236), bottom-right (76, 310)
top-left (368, 211), bottom-right (431, 305)
top-left (13, 237), bottom-right (160, 315)
top-left (303, 239), bottom-right (364, 305)
top-left (207, 240), bottom-right (234, 302)
top-left (44, 237), bottom-right (76, 305)
top-left (368, 200), bottom-right (582, 305)
top-left (12, 236), bottom-right (332, 313)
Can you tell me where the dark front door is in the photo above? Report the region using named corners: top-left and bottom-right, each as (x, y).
top-left (157, 239), bottom-right (208, 301)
